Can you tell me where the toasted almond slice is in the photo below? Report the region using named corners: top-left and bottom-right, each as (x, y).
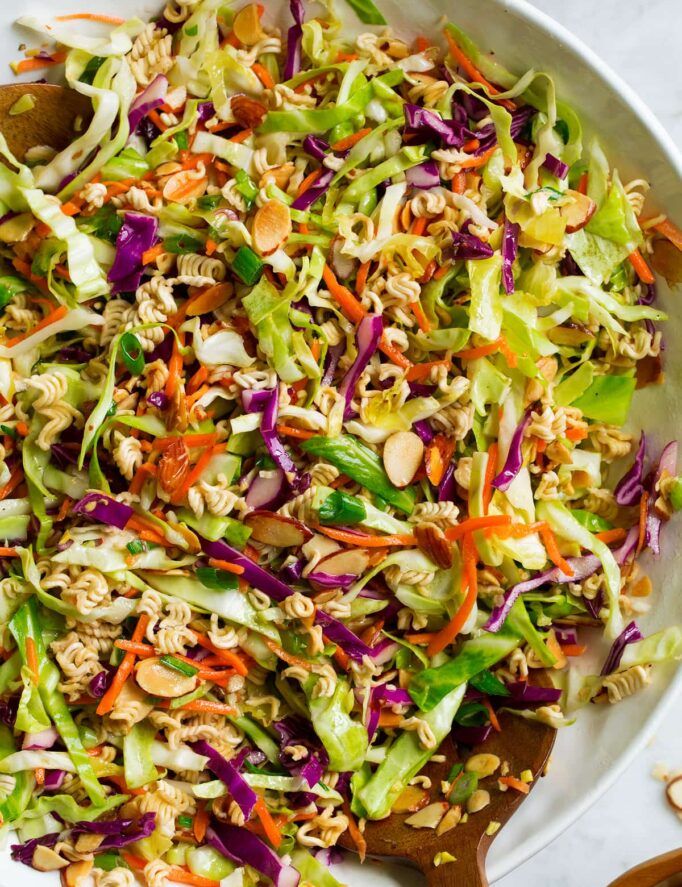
top-left (436, 804), bottom-right (462, 836)
top-left (559, 189), bottom-right (597, 233)
top-left (465, 753), bottom-right (501, 778)
top-left (33, 846), bottom-right (69, 872)
top-left (61, 860), bottom-right (93, 887)
top-left (405, 801), bottom-right (449, 829)
top-left (135, 657), bottom-right (197, 698)
top-left (391, 784), bottom-right (430, 814)
top-left (314, 547), bottom-right (371, 577)
top-left (414, 522), bottom-right (453, 569)
top-left (232, 94), bottom-right (268, 129)
top-left (252, 199), bottom-right (292, 256)
top-left (232, 3), bottom-right (266, 45)
top-left (666, 775), bottom-right (682, 811)
top-left (383, 431), bottom-right (424, 489)
top-left (244, 510), bottom-right (312, 547)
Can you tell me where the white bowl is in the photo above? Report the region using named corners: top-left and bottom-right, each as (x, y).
top-left (1, 1), bottom-right (681, 884)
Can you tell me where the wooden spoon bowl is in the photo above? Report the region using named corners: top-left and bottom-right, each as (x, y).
top-left (0, 83), bottom-right (92, 161)
top-left (340, 705), bottom-right (555, 886)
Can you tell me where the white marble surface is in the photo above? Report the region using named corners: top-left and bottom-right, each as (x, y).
top-left (496, 9), bottom-right (682, 886)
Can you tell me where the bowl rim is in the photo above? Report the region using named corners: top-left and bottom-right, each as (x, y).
top-left (484, 0), bottom-right (682, 881)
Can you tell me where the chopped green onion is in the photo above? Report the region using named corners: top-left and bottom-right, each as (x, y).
top-left (93, 852), bottom-right (121, 872)
top-left (106, 401), bottom-right (118, 418)
top-left (446, 762), bottom-right (463, 782)
top-left (160, 655), bottom-right (199, 677)
top-left (177, 813), bottom-right (194, 828)
top-left (164, 233), bottom-right (205, 254)
top-left (126, 539), bottom-right (149, 555)
top-left (79, 56), bottom-right (105, 86)
top-left (469, 670), bottom-right (510, 697)
top-left (0, 424), bottom-right (16, 438)
top-left (448, 771), bottom-right (478, 805)
top-left (198, 194), bottom-right (222, 211)
top-left (454, 701), bottom-right (489, 727)
top-left (234, 169), bottom-right (259, 208)
top-left (184, 24), bottom-right (198, 36)
top-left (175, 130), bottom-right (189, 151)
top-left (120, 332), bottom-right (145, 375)
top-left (196, 566), bottom-right (239, 591)
top-left (318, 490), bottom-right (367, 525)
top-left (170, 682), bottom-right (211, 709)
top-left (232, 246), bottom-right (263, 285)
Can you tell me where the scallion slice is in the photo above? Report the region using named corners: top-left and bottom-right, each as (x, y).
top-left (160, 655), bottom-right (199, 677)
top-left (232, 246), bottom-right (263, 285)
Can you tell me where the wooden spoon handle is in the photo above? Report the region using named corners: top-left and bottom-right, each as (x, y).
top-left (608, 848), bottom-right (682, 887)
top-left (423, 847), bottom-right (488, 887)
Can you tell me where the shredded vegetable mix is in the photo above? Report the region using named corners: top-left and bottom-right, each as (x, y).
top-left (0, 1), bottom-right (681, 883)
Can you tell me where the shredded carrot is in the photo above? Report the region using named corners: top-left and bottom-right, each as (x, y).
top-left (0, 547), bottom-right (18, 557)
top-left (207, 558), bottom-right (245, 576)
top-left (11, 52), bottom-right (66, 73)
top-left (25, 637), bottom-right (39, 684)
top-left (577, 172), bottom-right (589, 195)
top-left (141, 243), bottom-right (164, 266)
top-left (146, 109), bottom-right (168, 133)
top-left (126, 515), bottom-right (169, 548)
top-left (229, 128), bottom-right (253, 143)
top-left (427, 532), bottom-right (478, 656)
top-left (172, 445), bottom-right (220, 504)
top-left (455, 337), bottom-right (503, 361)
top-left (275, 424), bottom-right (315, 440)
top-left (322, 264), bottom-right (365, 323)
top-left (60, 200), bottom-right (82, 216)
top-left (177, 699), bottom-right (236, 716)
top-left (335, 51), bottom-right (360, 62)
top-left (444, 515), bottom-right (511, 541)
top-left (458, 146), bottom-right (498, 169)
top-left (404, 632), bottom-right (439, 645)
top-left (653, 217), bottom-right (682, 252)
top-left (561, 644), bottom-right (587, 657)
top-left (409, 300), bottom-right (431, 333)
top-left (3, 304), bottom-right (67, 349)
top-left (637, 491), bottom-right (649, 557)
top-left (538, 526), bottom-right (574, 576)
top-left (332, 645), bottom-right (350, 670)
top-left (129, 462), bottom-right (157, 496)
top-left (482, 696), bottom-right (501, 732)
top-left (164, 334), bottom-right (185, 399)
top-left (452, 171), bottom-right (466, 194)
top-left (14, 421), bottom-right (29, 437)
top-left (265, 639), bottom-right (315, 670)
top-left (462, 138), bottom-right (481, 153)
top-left (194, 804), bottom-right (209, 843)
top-left (189, 632), bottom-right (248, 675)
top-left (629, 249), bottom-right (655, 284)
top-left (251, 61), bottom-right (275, 89)
top-left (482, 442), bottom-right (499, 514)
top-left (0, 467), bottom-right (23, 501)
top-left (185, 281), bottom-right (233, 317)
top-left (595, 527), bottom-right (627, 545)
top-left (565, 426), bottom-right (588, 442)
top-left (356, 260), bottom-right (370, 295)
top-left (497, 337), bottom-right (519, 369)
top-left (96, 615), bottom-right (149, 716)
top-left (443, 29), bottom-right (509, 102)
top-left (203, 237), bottom-right (218, 256)
top-left (415, 35), bottom-right (430, 52)
top-left (297, 169), bottom-right (322, 198)
top-left (331, 127), bottom-right (372, 151)
top-left (343, 802), bottom-right (367, 863)
top-left (55, 12), bottom-right (125, 23)
top-left (315, 526), bottom-right (416, 547)
top-left (379, 337), bottom-right (412, 369)
top-left (186, 365), bottom-right (208, 395)
top-left (254, 796), bottom-right (282, 848)
top-left (107, 776), bottom-right (145, 796)
top-left (34, 767), bottom-right (45, 786)
top-left (499, 776), bottom-right (530, 794)
top-left (114, 640), bottom-right (155, 658)
top-left (406, 359), bottom-right (449, 382)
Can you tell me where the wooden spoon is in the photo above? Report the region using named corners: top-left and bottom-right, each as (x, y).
top-left (340, 708), bottom-right (555, 886)
top-left (609, 849), bottom-right (682, 887)
top-left (0, 83), bottom-right (91, 160)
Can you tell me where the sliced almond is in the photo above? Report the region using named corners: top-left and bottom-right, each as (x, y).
top-left (414, 522), bottom-right (453, 569)
top-left (383, 431), bottom-right (424, 489)
top-left (33, 846), bottom-right (68, 872)
top-left (61, 860), bottom-right (93, 887)
top-left (436, 804), bottom-right (462, 836)
top-left (405, 801), bottom-right (449, 829)
top-left (466, 789), bottom-right (491, 814)
top-left (231, 94), bottom-right (268, 129)
top-left (244, 510), bottom-right (312, 547)
top-left (232, 3), bottom-right (266, 45)
top-left (666, 775), bottom-right (682, 812)
top-left (135, 657), bottom-right (197, 698)
top-left (314, 547), bottom-right (371, 577)
top-left (252, 200), bottom-right (292, 256)
top-left (391, 784), bottom-right (430, 814)
top-left (547, 324), bottom-right (595, 347)
top-left (559, 189), bottom-right (597, 233)
top-left (465, 753), bottom-right (501, 779)
top-left (74, 833), bottom-right (104, 854)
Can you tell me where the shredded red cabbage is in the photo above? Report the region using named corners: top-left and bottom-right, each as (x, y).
top-left (437, 461), bottom-right (457, 502)
top-left (600, 621), bottom-right (643, 676)
top-left (89, 667), bottom-right (113, 698)
top-left (246, 466), bottom-right (287, 510)
top-left (244, 387), bottom-right (302, 485)
top-left (303, 134), bottom-right (330, 162)
top-left (191, 740), bottom-right (257, 818)
top-left (321, 341), bottom-right (344, 386)
top-left (71, 813), bottom-right (156, 850)
top-left (503, 681), bottom-right (562, 705)
top-left (22, 727), bottom-right (58, 750)
top-left (273, 716), bottom-right (328, 788)
top-left (339, 314), bottom-right (383, 419)
top-left (542, 153), bottom-right (569, 179)
top-left (451, 724), bottom-right (493, 745)
top-left (73, 492), bottom-right (134, 529)
top-left (405, 160), bottom-right (441, 189)
top-left (646, 441), bottom-right (677, 555)
top-left (474, 105), bottom-right (535, 155)
top-left (107, 212), bottom-right (159, 294)
top-left (404, 104), bottom-right (474, 147)
top-left (197, 101), bottom-right (216, 122)
top-left (147, 390), bottom-right (169, 410)
top-left (307, 569), bottom-right (357, 589)
top-left (451, 229), bottom-right (494, 259)
top-left (492, 409), bottom-right (531, 491)
top-left (11, 834), bottom-right (60, 866)
top-left (501, 219), bottom-right (520, 294)
top-left (207, 822), bottom-right (301, 887)
top-left (283, 0), bottom-right (305, 81)
top-left (128, 74), bottom-right (168, 139)
top-left (43, 769), bottom-right (66, 791)
top-left (413, 419), bottom-right (435, 444)
top-left (291, 167), bottom-right (334, 211)
top-left (614, 433), bottom-right (646, 505)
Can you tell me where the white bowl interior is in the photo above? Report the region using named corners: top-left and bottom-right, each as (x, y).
top-left (1, 0), bottom-right (681, 883)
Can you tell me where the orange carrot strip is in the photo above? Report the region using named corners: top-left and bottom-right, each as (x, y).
top-left (452, 171), bottom-right (466, 194)
top-left (379, 337), bottom-right (412, 369)
top-left (343, 802), bottom-right (367, 863)
top-left (0, 547), bottom-right (18, 557)
top-left (458, 146), bottom-right (497, 169)
top-left (565, 426), bottom-right (588, 442)
top-left (427, 532), bottom-right (478, 656)
top-left (34, 767), bottom-right (45, 786)
top-left (637, 491), bottom-right (649, 557)
top-left (97, 615), bottom-right (149, 715)
top-left (167, 871), bottom-right (219, 887)
top-left (444, 30), bottom-right (514, 110)
top-left (153, 432), bottom-right (218, 450)
top-left (629, 249), bottom-right (655, 284)
top-left (455, 337), bottom-right (502, 361)
top-left (114, 640), bottom-right (155, 657)
top-left (497, 337), bottom-right (518, 369)
top-left (251, 62), bottom-right (275, 89)
top-left (356, 260), bottom-right (370, 294)
top-left (254, 797), bottom-right (282, 848)
top-left (15, 421), bottom-right (29, 437)
top-left (265, 638), bottom-right (315, 670)
top-left (194, 804), bottom-right (209, 843)
top-left (3, 304), bottom-right (67, 349)
top-left (129, 462), bottom-right (156, 496)
top-left (462, 138), bottom-right (480, 153)
top-left (297, 169), bottom-right (321, 198)
top-left (482, 442), bottom-right (499, 514)
top-left (595, 528), bottom-right (627, 545)
top-left (322, 264), bottom-right (365, 323)
top-left (229, 128), bottom-right (253, 143)
top-left (275, 424), bottom-right (315, 440)
top-left (653, 217), bottom-right (682, 251)
top-left (444, 515), bottom-right (511, 541)
top-left (499, 776), bottom-right (530, 794)
top-left (164, 333), bottom-right (185, 399)
top-left (177, 699), bottom-right (236, 716)
top-left (406, 359), bottom-right (449, 382)
top-left (409, 300), bottom-right (431, 333)
top-left (55, 13), bottom-right (125, 23)
top-left (207, 558), bottom-right (245, 576)
top-left (403, 632), bottom-right (439, 645)
top-left (315, 526), bottom-right (416, 547)
top-left (60, 200), bottom-right (82, 216)
top-left (415, 36), bottom-right (430, 52)
top-left (331, 128), bottom-right (371, 152)
top-left (190, 631), bottom-right (248, 676)
top-left (205, 237), bottom-right (218, 256)
top-left (141, 243), bottom-right (164, 266)
top-left (577, 172), bottom-right (589, 194)
top-left (187, 365), bottom-right (208, 395)
top-left (25, 637), bottom-right (39, 684)
top-left (561, 644), bottom-right (587, 657)
top-left (0, 467), bottom-right (23, 501)
top-left (538, 526), bottom-right (574, 576)
top-left (482, 696), bottom-right (501, 732)
top-left (146, 109), bottom-right (168, 133)
top-left (12, 53), bottom-right (66, 73)
top-left (172, 445), bottom-right (219, 504)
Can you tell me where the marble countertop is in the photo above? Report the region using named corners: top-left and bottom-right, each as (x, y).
top-left (498, 9), bottom-right (682, 885)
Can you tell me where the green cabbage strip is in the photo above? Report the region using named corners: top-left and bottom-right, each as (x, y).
top-left (9, 598), bottom-right (107, 805)
top-left (355, 684), bottom-right (466, 819)
top-left (506, 598), bottom-right (557, 668)
top-left (304, 676), bottom-right (368, 772)
top-left (408, 627), bottom-right (521, 711)
top-left (124, 721), bottom-right (160, 789)
top-left (341, 145), bottom-right (428, 203)
top-left (0, 725), bottom-right (33, 825)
